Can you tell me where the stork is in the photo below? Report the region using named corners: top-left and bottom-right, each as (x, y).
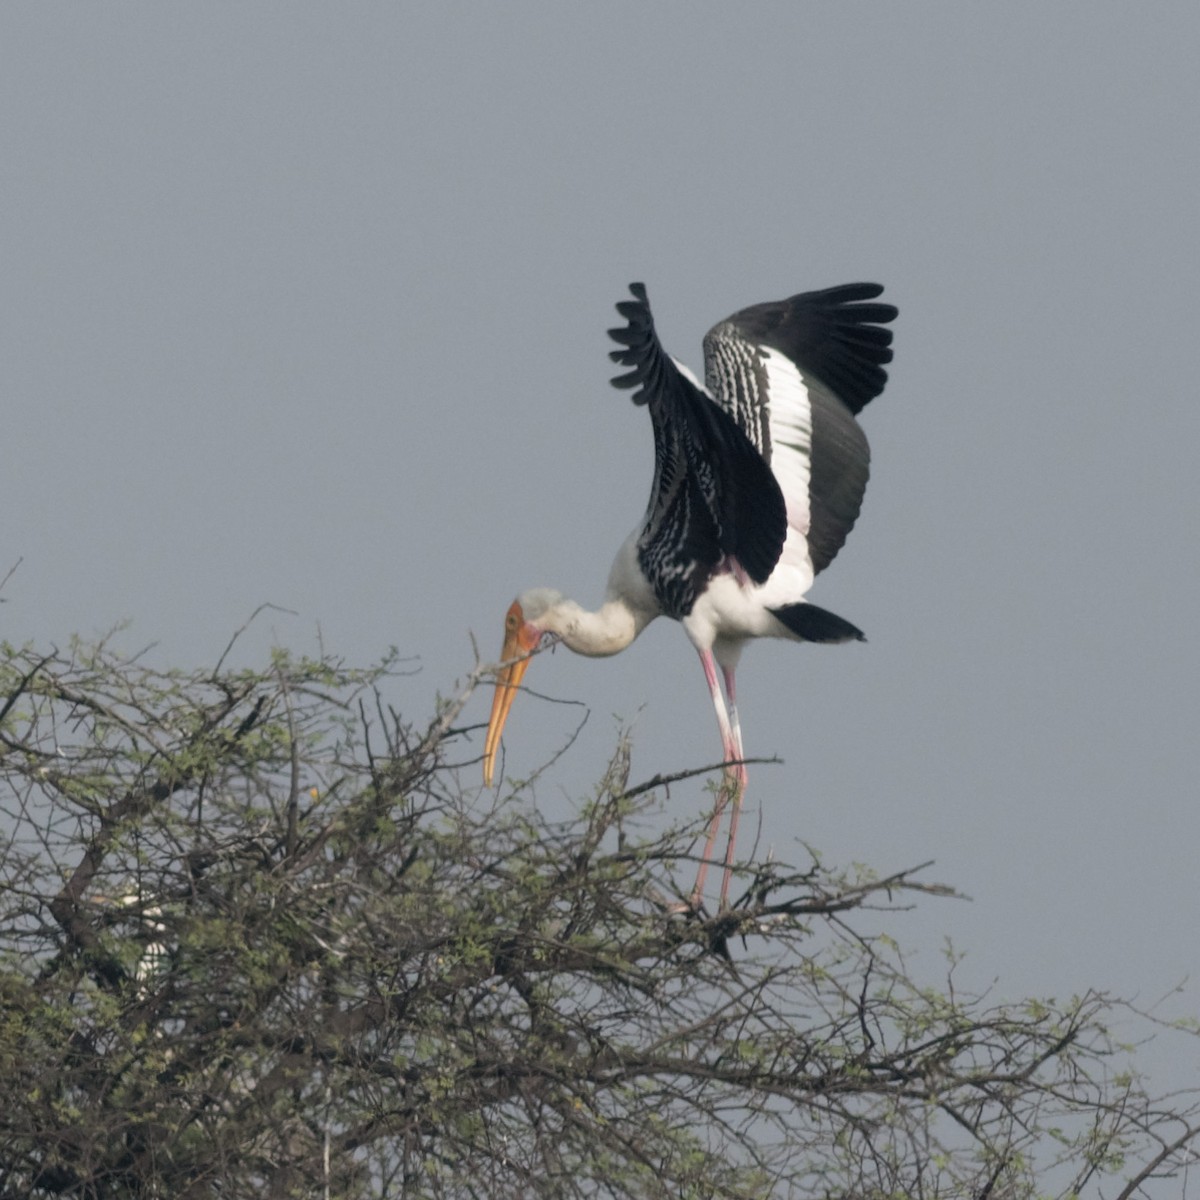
top-left (483, 281), bottom-right (897, 908)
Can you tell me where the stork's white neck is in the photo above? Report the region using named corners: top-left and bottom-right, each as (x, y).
top-left (536, 596), bottom-right (647, 658)
top-left (521, 531), bottom-right (660, 658)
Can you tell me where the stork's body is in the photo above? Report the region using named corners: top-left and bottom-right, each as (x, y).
top-left (485, 282), bottom-right (897, 907)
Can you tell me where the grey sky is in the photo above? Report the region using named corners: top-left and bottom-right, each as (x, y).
top-left (4, 1), bottom-right (1199, 1125)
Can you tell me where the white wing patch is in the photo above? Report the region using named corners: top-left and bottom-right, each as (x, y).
top-left (755, 345), bottom-right (815, 606)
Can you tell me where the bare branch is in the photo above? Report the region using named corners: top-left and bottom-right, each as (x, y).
top-left (0, 637), bottom-right (1197, 1199)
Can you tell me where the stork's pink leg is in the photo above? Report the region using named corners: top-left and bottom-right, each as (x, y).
top-left (692, 649), bottom-right (742, 907)
top-left (718, 664), bottom-right (748, 907)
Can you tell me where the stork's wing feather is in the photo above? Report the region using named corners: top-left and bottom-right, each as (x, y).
top-left (609, 283), bottom-right (787, 619)
top-left (703, 283), bottom-right (897, 580)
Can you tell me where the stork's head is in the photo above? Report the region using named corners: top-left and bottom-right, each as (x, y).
top-left (482, 589), bottom-right (565, 787)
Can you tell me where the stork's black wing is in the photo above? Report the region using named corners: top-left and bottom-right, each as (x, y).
top-left (608, 283), bottom-right (787, 619)
top-left (702, 283), bottom-right (897, 576)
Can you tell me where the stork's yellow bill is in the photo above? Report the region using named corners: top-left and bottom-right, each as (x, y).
top-left (482, 599), bottom-right (541, 787)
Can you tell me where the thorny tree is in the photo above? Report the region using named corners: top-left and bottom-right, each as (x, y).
top-left (0, 633), bottom-right (1198, 1198)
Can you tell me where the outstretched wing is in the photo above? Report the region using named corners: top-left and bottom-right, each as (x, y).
top-left (608, 283), bottom-right (787, 620)
top-left (703, 283), bottom-right (897, 586)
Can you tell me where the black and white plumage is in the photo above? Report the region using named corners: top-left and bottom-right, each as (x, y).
top-left (484, 281), bottom-right (897, 908)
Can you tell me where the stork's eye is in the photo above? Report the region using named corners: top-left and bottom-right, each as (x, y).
top-left (506, 613), bottom-right (519, 632)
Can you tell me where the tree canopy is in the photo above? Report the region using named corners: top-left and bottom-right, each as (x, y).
top-left (1, 632), bottom-right (1197, 1198)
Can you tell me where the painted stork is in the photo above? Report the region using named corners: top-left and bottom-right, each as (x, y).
top-left (483, 281), bottom-right (897, 907)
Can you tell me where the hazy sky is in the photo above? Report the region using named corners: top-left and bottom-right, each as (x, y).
top-left (4, 1), bottom-right (1199, 1124)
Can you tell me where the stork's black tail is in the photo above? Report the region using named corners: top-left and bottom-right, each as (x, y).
top-left (770, 602), bottom-right (865, 643)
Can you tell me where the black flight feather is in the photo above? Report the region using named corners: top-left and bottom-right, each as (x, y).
top-left (608, 283), bottom-right (788, 617)
top-left (717, 282), bottom-right (897, 416)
